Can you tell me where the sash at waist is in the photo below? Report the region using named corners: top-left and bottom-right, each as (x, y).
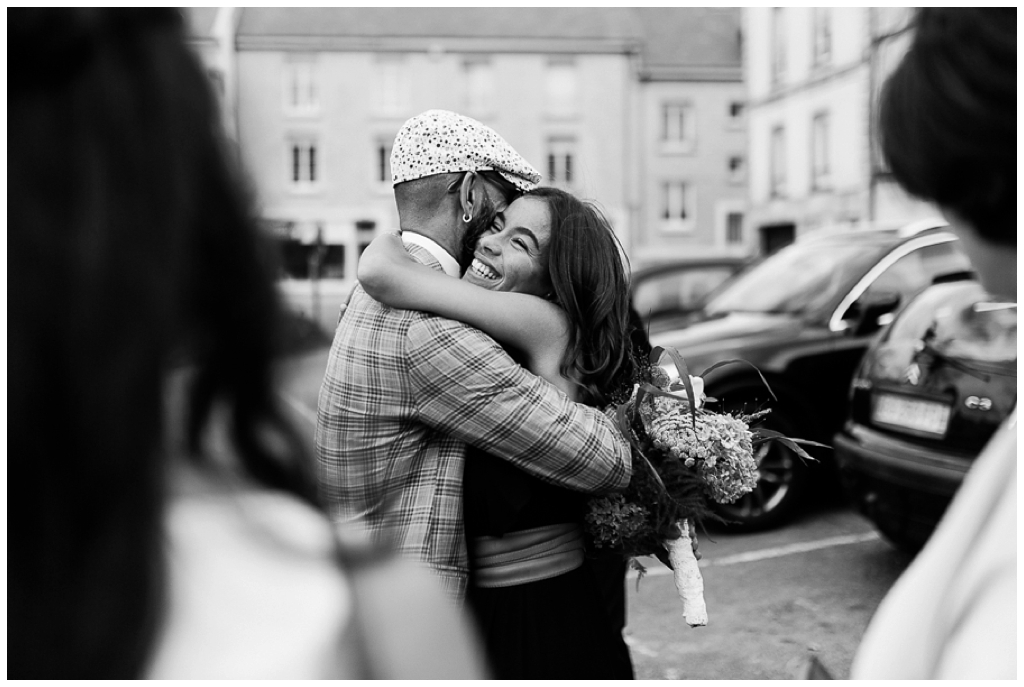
top-left (470, 522), bottom-right (585, 588)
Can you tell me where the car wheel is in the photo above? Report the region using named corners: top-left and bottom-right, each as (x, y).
top-left (870, 513), bottom-right (927, 554)
top-left (858, 490), bottom-right (930, 554)
top-left (709, 392), bottom-right (813, 531)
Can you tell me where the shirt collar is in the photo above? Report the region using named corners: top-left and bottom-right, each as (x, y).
top-left (401, 232), bottom-right (462, 278)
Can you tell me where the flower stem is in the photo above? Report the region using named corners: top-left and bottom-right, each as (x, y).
top-left (666, 519), bottom-right (707, 627)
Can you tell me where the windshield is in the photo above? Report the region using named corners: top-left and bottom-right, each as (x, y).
top-left (706, 240), bottom-right (887, 316)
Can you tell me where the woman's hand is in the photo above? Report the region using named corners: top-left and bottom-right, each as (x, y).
top-left (656, 520), bottom-right (701, 568)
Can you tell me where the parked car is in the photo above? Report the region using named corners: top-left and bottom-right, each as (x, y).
top-left (631, 257), bottom-right (750, 333)
top-left (647, 219), bottom-right (975, 530)
top-left (834, 279), bottom-right (1016, 552)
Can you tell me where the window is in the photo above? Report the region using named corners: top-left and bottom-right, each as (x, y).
top-left (375, 140), bottom-right (393, 185)
top-left (812, 8), bottom-right (832, 67)
top-left (811, 113), bottom-right (831, 191)
top-left (728, 155), bottom-right (746, 184)
top-left (727, 101), bottom-right (745, 129)
top-left (660, 181), bottom-right (694, 233)
top-left (770, 126), bottom-right (786, 198)
top-left (726, 212), bottom-right (744, 245)
top-left (771, 8), bottom-right (786, 86)
top-left (289, 139), bottom-right (319, 189)
top-left (374, 54), bottom-right (407, 116)
top-left (660, 103), bottom-right (696, 152)
top-left (463, 58), bottom-right (495, 117)
top-left (285, 56), bottom-right (318, 114)
top-left (545, 58), bottom-right (577, 118)
top-left (547, 137), bottom-right (576, 186)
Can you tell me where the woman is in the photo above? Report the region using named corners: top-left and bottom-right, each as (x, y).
top-left (359, 187), bottom-right (638, 678)
top-left (851, 8), bottom-right (1015, 679)
top-left (8, 8), bottom-right (486, 679)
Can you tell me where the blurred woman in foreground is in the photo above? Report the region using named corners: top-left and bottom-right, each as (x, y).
top-left (851, 8), bottom-right (1016, 679)
top-left (8, 8), bottom-right (486, 679)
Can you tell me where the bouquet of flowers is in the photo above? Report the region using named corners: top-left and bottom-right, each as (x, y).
top-left (585, 346), bottom-right (826, 627)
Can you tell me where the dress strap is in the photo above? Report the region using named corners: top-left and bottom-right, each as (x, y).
top-left (471, 522), bottom-right (585, 588)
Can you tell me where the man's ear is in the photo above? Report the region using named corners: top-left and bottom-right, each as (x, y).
top-left (458, 171), bottom-right (479, 222)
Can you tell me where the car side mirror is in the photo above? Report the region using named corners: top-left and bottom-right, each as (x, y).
top-left (843, 291), bottom-right (901, 336)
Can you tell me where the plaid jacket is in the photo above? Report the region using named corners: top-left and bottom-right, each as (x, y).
top-left (315, 245), bottom-right (632, 601)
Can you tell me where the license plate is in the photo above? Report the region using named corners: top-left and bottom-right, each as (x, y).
top-left (872, 393), bottom-right (951, 438)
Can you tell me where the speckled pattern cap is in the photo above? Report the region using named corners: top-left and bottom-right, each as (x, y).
top-left (390, 109), bottom-right (541, 192)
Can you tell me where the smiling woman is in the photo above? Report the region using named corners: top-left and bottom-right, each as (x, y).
top-left (356, 185), bottom-right (640, 678)
top-left (463, 196), bottom-right (553, 298)
top-left (359, 187), bottom-right (634, 405)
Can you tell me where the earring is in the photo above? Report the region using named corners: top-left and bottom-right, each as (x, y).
top-left (463, 212), bottom-right (472, 223)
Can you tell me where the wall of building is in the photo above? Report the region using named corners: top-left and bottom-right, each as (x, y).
top-left (235, 46), bottom-right (634, 328)
top-left (743, 7), bottom-right (936, 249)
top-left (747, 68), bottom-right (869, 230)
top-left (634, 80), bottom-right (749, 265)
top-left (239, 48), bottom-right (632, 230)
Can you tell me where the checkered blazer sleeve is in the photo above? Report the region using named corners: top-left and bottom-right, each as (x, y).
top-left (406, 316), bottom-right (632, 494)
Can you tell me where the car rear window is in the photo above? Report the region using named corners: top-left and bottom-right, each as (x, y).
top-left (886, 281), bottom-right (1017, 364)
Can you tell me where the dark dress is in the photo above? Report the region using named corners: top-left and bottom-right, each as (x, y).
top-left (464, 447), bottom-right (635, 680)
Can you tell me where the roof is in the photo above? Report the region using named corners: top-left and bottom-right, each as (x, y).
top-left (236, 8), bottom-right (643, 54)
top-left (634, 8), bottom-right (742, 82)
top-left (232, 8), bottom-right (743, 79)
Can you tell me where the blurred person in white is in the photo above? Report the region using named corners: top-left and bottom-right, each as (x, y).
top-left (7, 8), bottom-right (487, 679)
top-left (851, 8), bottom-right (1016, 679)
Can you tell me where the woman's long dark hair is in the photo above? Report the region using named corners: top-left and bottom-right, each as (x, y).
top-left (527, 187), bottom-right (637, 407)
top-left (9, 9), bottom-right (316, 678)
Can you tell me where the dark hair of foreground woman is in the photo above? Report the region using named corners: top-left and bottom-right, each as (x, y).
top-left (9, 8), bottom-right (316, 677)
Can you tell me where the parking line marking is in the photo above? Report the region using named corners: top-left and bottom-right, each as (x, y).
top-left (628, 531), bottom-right (882, 577)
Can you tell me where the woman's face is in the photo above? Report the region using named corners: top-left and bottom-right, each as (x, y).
top-left (463, 196), bottom-right (553, 297)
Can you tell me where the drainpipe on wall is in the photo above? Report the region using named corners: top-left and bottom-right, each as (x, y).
top-left (212, 7), bottom-right (240, 144)
top-left (622, 45), bottom-right (640, 263)
top-left (866, 8), bottom-right (877, 224)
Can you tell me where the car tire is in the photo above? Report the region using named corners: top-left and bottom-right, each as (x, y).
top-left (870, 514), bottom-right (927, 555)
top-left (857, 489), bottom-right (930, 554)
top-left (709, 390), bottom-right (814, 532)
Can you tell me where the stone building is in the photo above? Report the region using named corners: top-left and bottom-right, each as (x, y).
top-left (186, 8), bottom-right (749, 327)
top-left (742, 7), bottom-right (936, 254)
top-left (631, 8), bottom-right (748, 263)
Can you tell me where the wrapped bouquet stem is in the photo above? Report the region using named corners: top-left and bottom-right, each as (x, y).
top-left (585, 346), bottom-right (827, 627)
top-left (667, 519), bottom-right (707, 627)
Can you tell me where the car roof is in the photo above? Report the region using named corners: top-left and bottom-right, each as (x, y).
top-left (795, 217), bottom-right (950, 246)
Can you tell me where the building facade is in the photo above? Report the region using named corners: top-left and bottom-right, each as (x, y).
top-left (743, 7), bottom-right (936, 254)
top-left (186, 8), bottom-right (749, 327)
top-left (632, 9), bottom-right (749, 264)
top-left (234, 8), bottom-right (637, 288)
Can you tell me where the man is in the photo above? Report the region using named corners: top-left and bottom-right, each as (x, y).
top-left (315, 110), bottom-right (632, 601)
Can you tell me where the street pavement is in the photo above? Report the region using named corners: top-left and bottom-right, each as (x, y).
top-left (278, 344), bottom-right (913, 680)
top-left (623, 506), bottom-right (911, 679)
